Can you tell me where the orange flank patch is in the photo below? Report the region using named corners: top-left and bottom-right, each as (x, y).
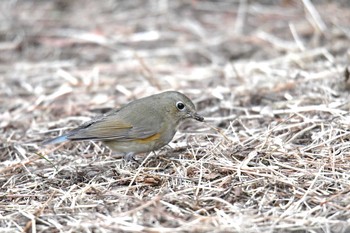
top-left (136, 133), bottom-right (161, 144)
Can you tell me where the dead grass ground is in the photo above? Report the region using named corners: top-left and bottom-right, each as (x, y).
top-left (1, 0), bottom-right (350, 232)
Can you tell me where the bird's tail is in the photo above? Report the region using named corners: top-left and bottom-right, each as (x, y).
top-left (42, 134), bottom-right (69, 145)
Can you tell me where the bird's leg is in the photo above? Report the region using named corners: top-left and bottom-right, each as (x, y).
top-left (152, 151), bottom-right (157, 158)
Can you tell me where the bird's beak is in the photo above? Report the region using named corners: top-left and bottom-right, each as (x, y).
top-left (191, 112), bottom-right (204, 122)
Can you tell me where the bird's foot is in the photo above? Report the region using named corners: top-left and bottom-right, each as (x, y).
top-left (123, 152), bottom-right (140, 164)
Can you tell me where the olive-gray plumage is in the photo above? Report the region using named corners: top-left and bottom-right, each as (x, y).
top-left (43, 91), bottom-right (204, 159)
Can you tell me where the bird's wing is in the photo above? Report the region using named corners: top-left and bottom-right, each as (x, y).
top-left (66, 113), bottom-right (161, 141)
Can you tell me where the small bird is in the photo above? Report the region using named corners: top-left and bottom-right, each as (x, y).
top-left (43, 91), bottom-right (204, 160)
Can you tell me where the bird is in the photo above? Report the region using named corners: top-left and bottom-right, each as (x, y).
top-left (42, 91), bottom-right (204, 160)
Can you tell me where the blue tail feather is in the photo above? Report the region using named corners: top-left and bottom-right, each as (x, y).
top-left (42, 135), bottom-right (68, 145)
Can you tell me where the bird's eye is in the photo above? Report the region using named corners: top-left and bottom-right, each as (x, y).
top-left (176, 101), bottom-right (185, 111)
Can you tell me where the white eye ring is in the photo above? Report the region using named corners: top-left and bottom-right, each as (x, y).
top-left (176, 101), bottom-right (186, 111)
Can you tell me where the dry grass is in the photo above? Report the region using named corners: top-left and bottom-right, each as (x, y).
top-left (1, 0), bottom-right (350, 232)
